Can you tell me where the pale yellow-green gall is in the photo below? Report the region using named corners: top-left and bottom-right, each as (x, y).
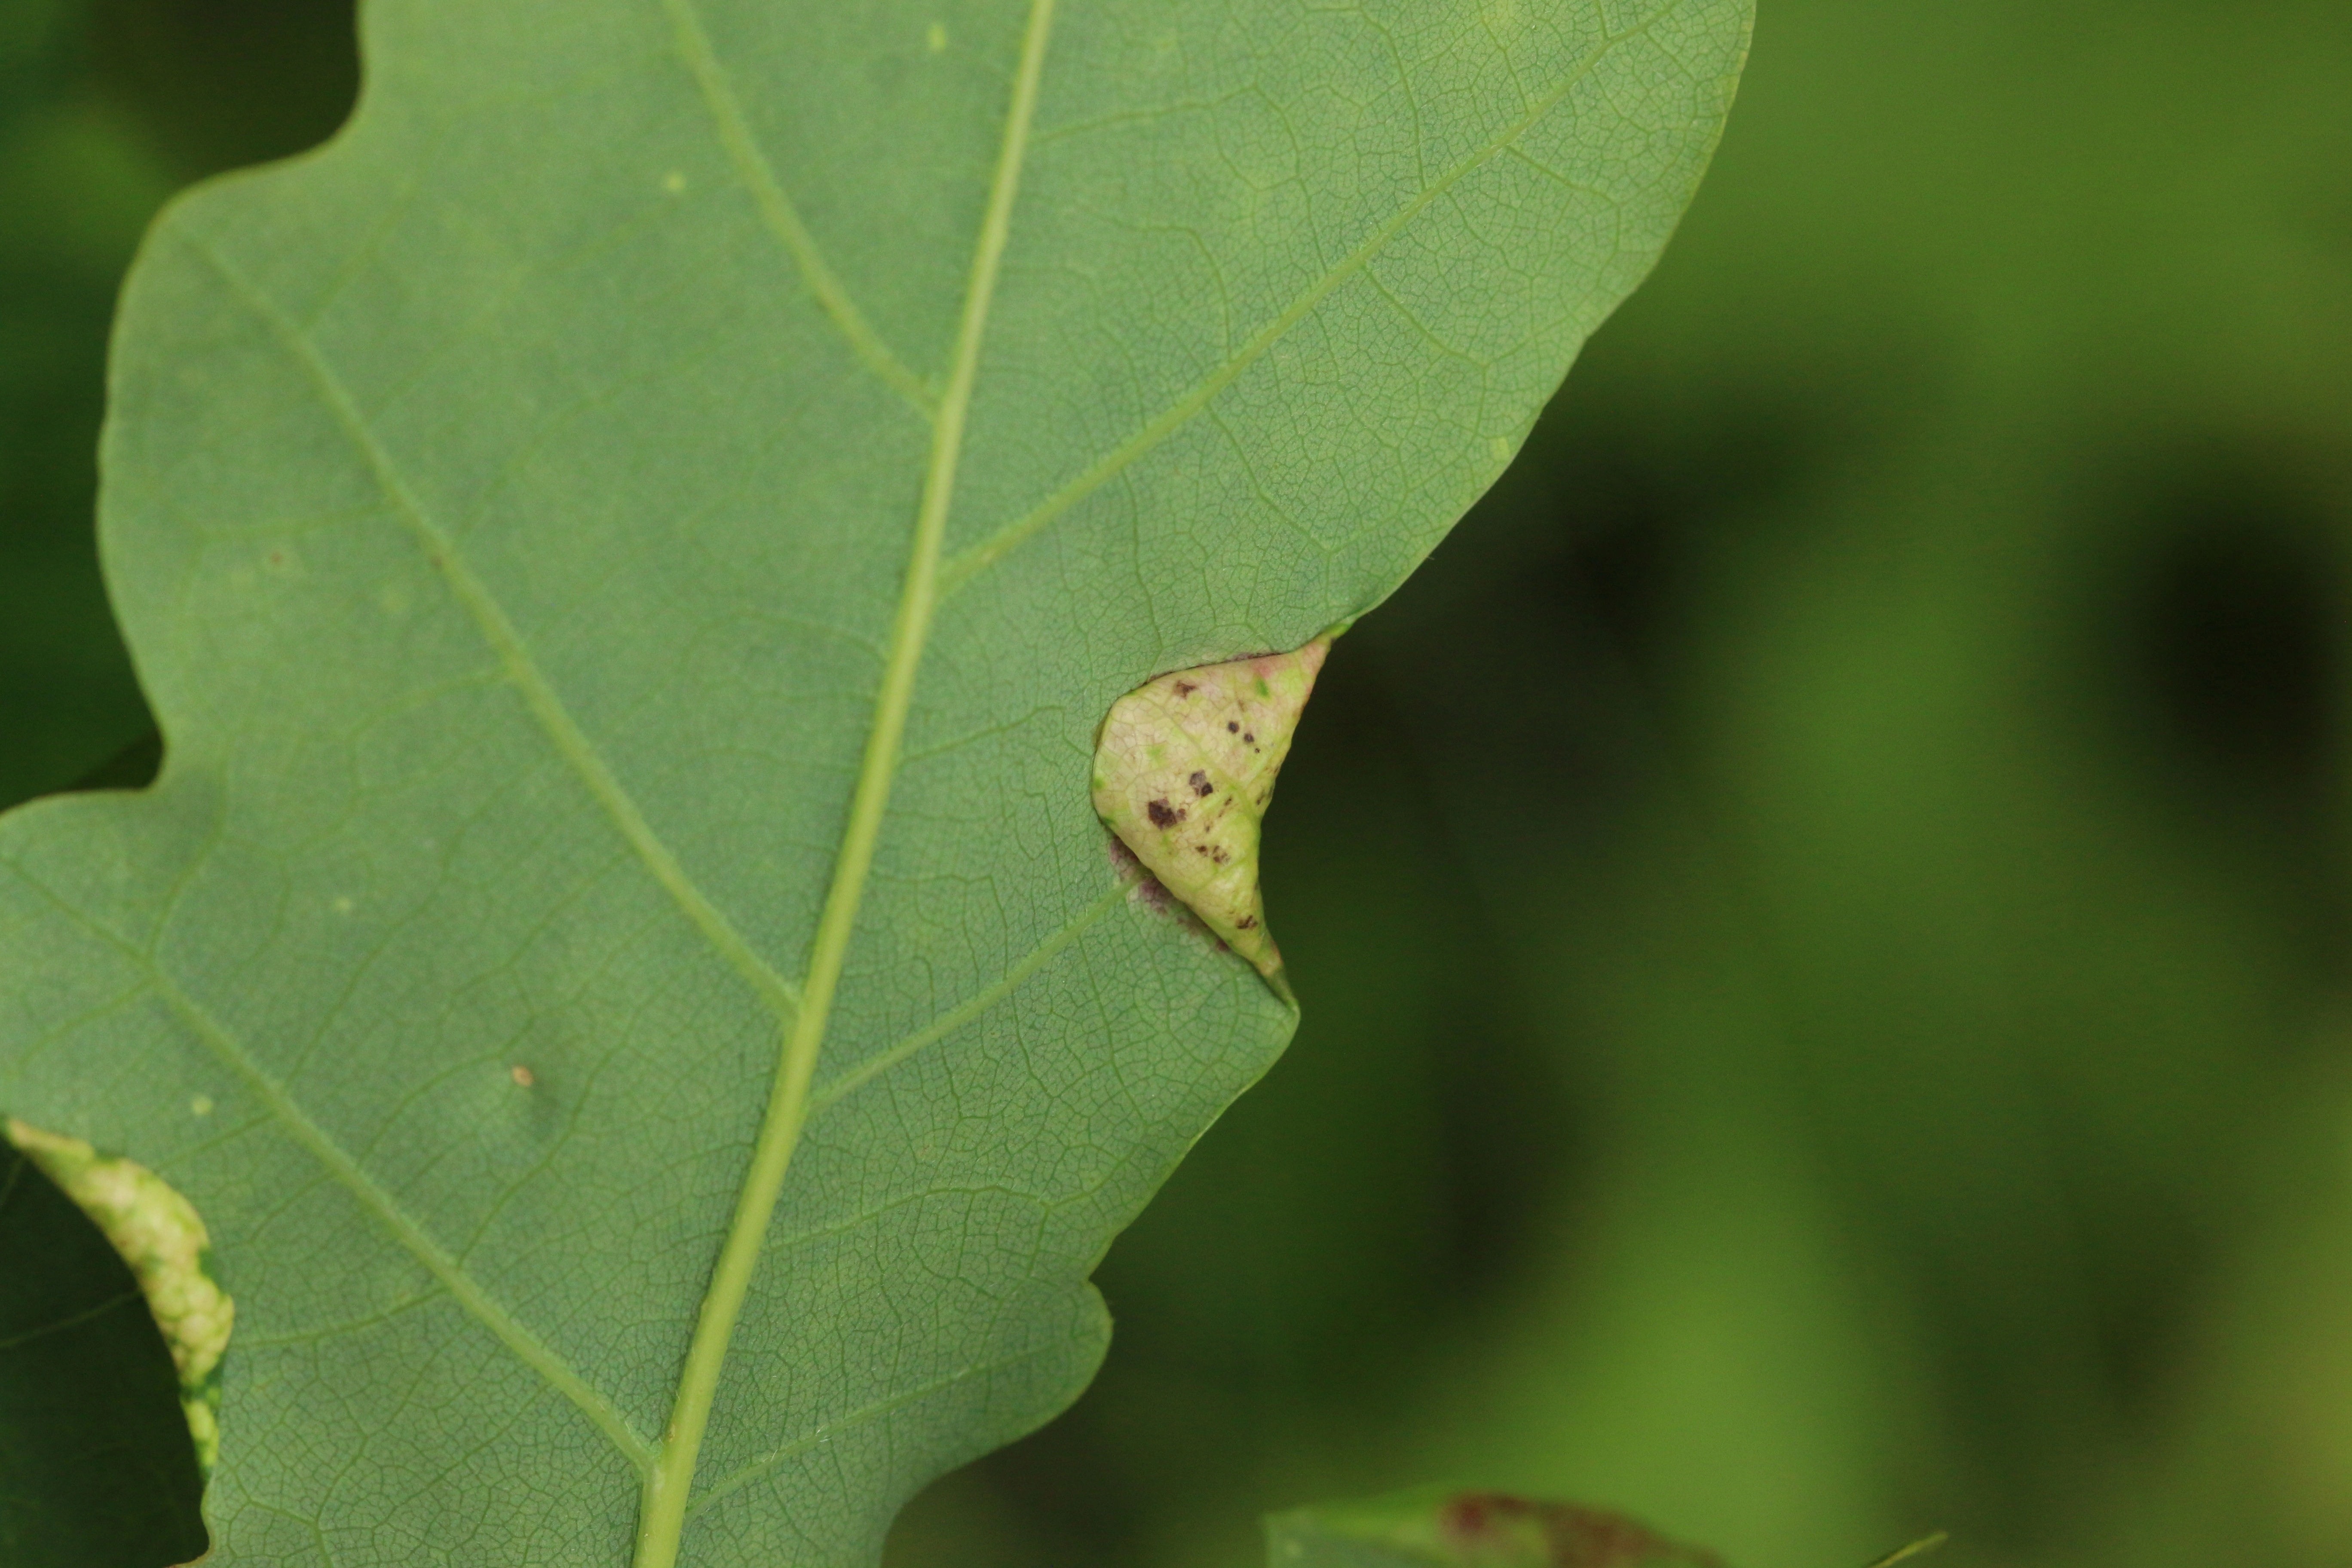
top-left (6, 1118), bottom-right (234, 1470)
top-left (1092, 634), bottom-right (1330, 987)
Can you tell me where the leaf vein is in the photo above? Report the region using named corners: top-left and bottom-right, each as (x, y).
top-left (663, 0), bottom-right (938, 416)
top-left (634, 1), bottom-right (1062, 1559)
top-left (681, 1339), bottom-right (1075, 1523)
top-left (808, 878), bottom-right (1127, 1117)
top-left (0, 861), bottom-right (657, 1472)
top-left (178, 231), bottom-right (806, 1041)
top-left (935, 4), bottom-right (1678, 594)
top-left (0, 1289), bottom-right (148, 1353)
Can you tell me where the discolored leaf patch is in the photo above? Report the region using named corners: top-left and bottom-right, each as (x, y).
top-left (1266, 1487), bottom-right (1721, 1568)
top-left (1092, 634), bottom-right (1332, 988)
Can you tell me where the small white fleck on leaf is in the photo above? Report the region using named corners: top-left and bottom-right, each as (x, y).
top-left (1091, 633), bottom-right (1332, 989)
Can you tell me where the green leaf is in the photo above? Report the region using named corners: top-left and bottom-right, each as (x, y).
top-left (0, 1137), bottom-right (206, 1568)
top-left (1266, 1488), bottom-right (1723, 1568)
top-left (0, 0), bottom-right (1747, 1562)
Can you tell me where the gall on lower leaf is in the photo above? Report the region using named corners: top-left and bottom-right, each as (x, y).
top-left (1090, 631), bottom-right (1335, 995)
top-left (6, 1118), bottom-right (235, 1472)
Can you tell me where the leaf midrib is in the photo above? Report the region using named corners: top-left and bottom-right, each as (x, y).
top-left (936, 4), bottom-right (1671, 594)
top-left (627, 2), bottom-right (1063, 1562)
top-left (678, 1340), bottom-right (1068, 1524)
top-left (105, 2), bottom-right (1680, 1559)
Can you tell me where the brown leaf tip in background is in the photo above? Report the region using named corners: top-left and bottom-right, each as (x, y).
top-left (1437, 1493), bottom-right (1724, 1568)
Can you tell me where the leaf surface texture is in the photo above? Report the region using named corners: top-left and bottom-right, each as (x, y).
top-left (0, 0), bottom-right (1748, 1560)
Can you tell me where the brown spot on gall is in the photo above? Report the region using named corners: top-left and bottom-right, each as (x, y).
top-left (1090, 631), bottom-right (1332, 986)
top-left (1437, 1491), bottom-right (1722, 1568)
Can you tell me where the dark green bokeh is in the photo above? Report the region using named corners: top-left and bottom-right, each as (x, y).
top-left (895, 3), bottom-right (2352, 1565)
top-left (1, 3), bottom-right (355, 1560)
top-left (0, 0), bottom-right (357, 810)
top-left (0, 0), bottom-right (160, 809)
top-left (6, 3), bottom-right (2351, 1567)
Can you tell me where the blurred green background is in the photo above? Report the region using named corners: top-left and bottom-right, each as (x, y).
top-left (5, 2), bottom-right (2349, 1565)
